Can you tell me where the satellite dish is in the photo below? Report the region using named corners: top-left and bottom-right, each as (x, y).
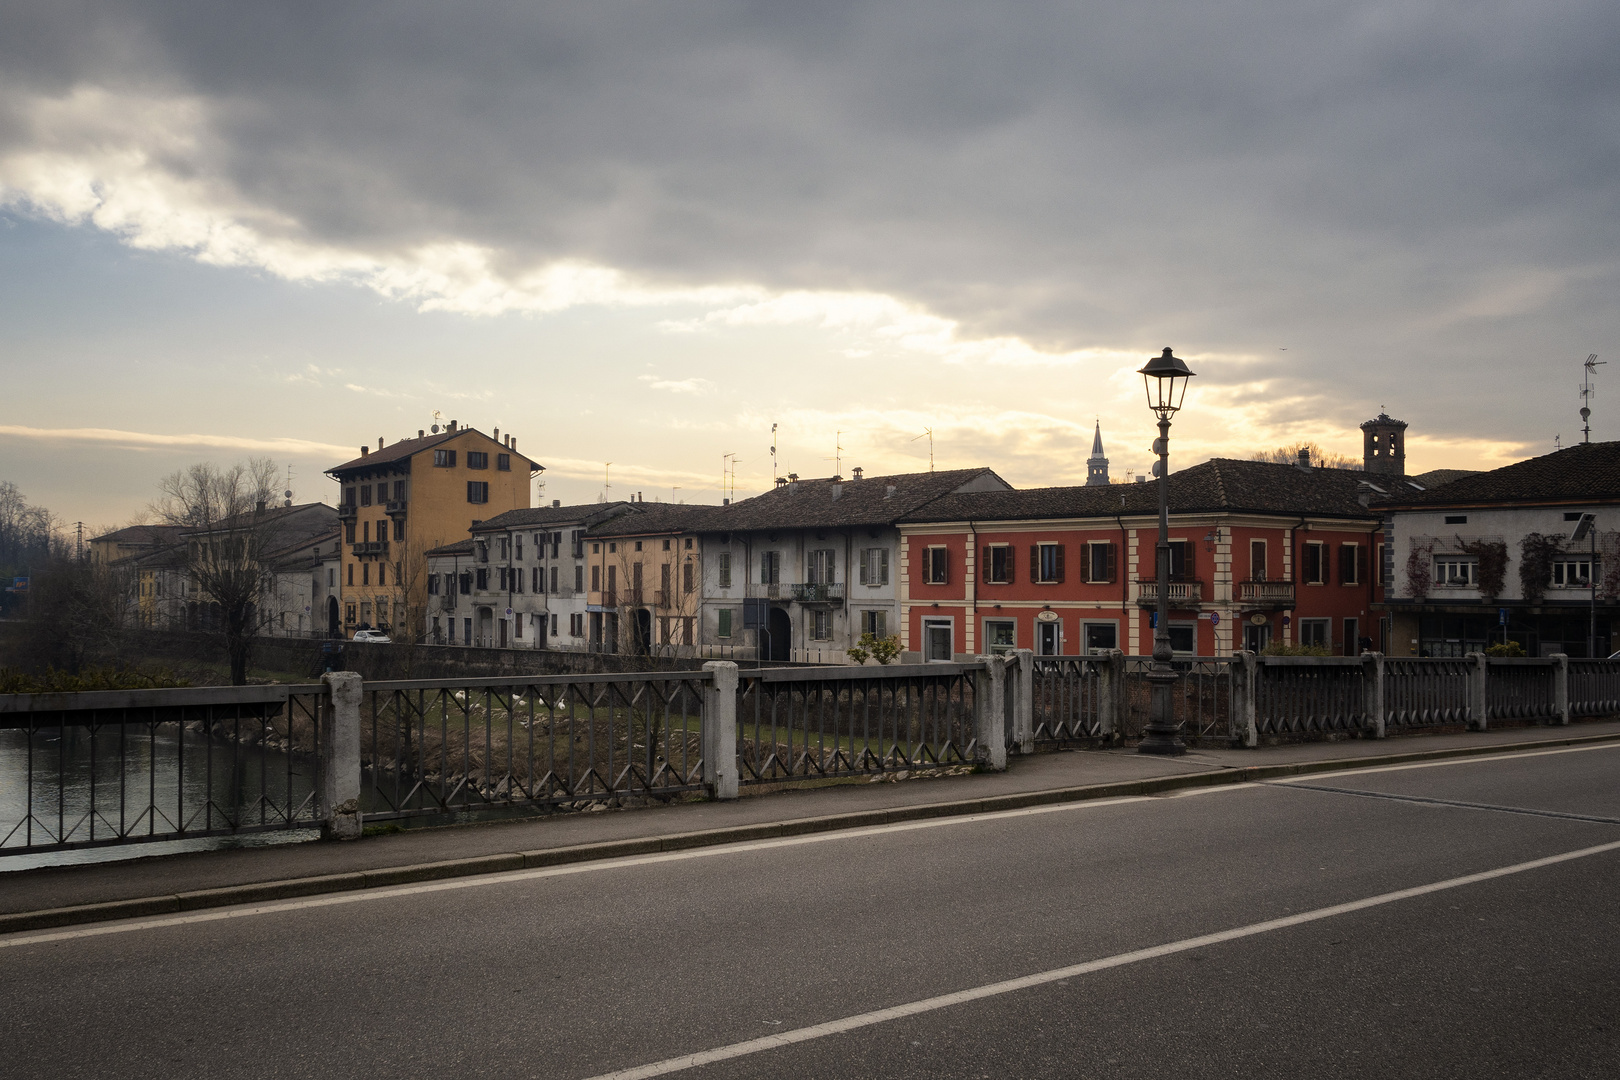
top-left (431, 423), bottom-right (440, 433)
top-left (284, 490), bottom-right (292, 499)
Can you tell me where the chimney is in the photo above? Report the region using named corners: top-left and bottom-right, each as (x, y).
top-left (852, 466), bottom-right (863, 480)
top-left (552, 499), bottom-right (561, 508)
top-left (1296, 447), bottom-right (1311, 471)
top-left (418, 429), bottom-right (424, 439)
top-left (493, 427), bottom-right (500, 443)
top-left (723, 498), bottom-right (730, 505)
top-left (448, 420), bottom-right (457, 432)
top-left (256, 499), bottom-right (266, 512)
top-left (378, 437), bottom-right (385, 451)
top-left (509, 437), bottom-right (517, 451)
top-left (774, 477), bottom-right (788, 489)
top-left (360, 446), bottom-right (369, 456)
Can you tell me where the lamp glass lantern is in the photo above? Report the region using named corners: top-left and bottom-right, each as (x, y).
top-left (1139, 347), bottom-right (1196, 419)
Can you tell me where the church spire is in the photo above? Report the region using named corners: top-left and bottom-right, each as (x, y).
top-left (1086, 420), bottom-right (1110, 486)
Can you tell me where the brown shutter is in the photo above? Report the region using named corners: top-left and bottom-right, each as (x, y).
top-left (1055, 544), bottom-right (1065, 583)
top-left (1080, 543), bottom-right (1092, 584)
top-left (942, 549), bottom-right (950, 585)
top-left (1006, 545), bottom-right (1014, 585)
top-left (1030, 544), bottom-right (1040, 583)
top-left (982, 545), bottom-right (991, 582)
top-left (1105, 542), bottom-right (1118, 583)
top-left (1359, 544), bottom-right (1370, 585)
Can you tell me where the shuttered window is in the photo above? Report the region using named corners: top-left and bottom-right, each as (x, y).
top-left (983, 545), bottom-right (1013, 584)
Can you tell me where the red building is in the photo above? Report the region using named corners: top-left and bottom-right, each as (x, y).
top-left (897, 457), bottom-right (1387, 659)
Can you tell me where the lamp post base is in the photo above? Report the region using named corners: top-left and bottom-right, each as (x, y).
top-left (1136, 662), bottom-right (1186, 756)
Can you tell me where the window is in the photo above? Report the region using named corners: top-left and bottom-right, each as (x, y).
top-left (1444, 515), bottom-right (1468, 525)
top-left (497, 453), bottom-right (511, 471)
top-left (463, 617), bottom-right (472, 643)
top-left (1032, 543), bottom-right (1064, 584)
top-left (811, 610), bottom-right (832, 640)
top-left (344, 486), bottom-right (356, 507)
top-left (984, 618), bottom-right (1016, 654)
top-left (662, 538), bottom-right (671, 551)
top-left (592, 542), bottom-right (600, 555)
top-left (477, 541), bottom-right (488, 563)
top-left (1433, 556), bottom-right (1477, 587)
top-left (760, 550), bottom-right (781, 584)
top-left (551, 614), bottom-right (558, 638)
top-left (1167, 541), bottom-right (1191, 582)
top-left (591, 565), bottom-right (601, 591)
top-left (1298, 618), bottom-right (1330, 649)
top-left (347, 564), bottom-right (354, 586)
top-left (1168, 622), bottom-right (1196, 655)
top-left (983, 544), bottom-right (1013, 584)
top-left (1377, 542), bottom-right (1389, 586)
top-left (467, 451), bottom-right (489, 469)
top-left (515, 613), bottom-right (523, 638)
top-left (447, 616), bottom-right (456, 643)
top-left (683, 561), bottom-right (694, 593)
top-left (635, 541), bottom-right (643, 552)
top-left (428, 574), bottom-right (440, 595)
top-left (923, 619), bottom-right (953, 662)
top-left (345, 603), bottom-right (355, 625)
top-left (574, 566), bottom-right (584, 592)
top-left (685, 538), bottom-right (693, 549)
top-left (807, 549), bottom-right (836, 584)
top-left (1082, 622), bottom-right (1118, 653)
top-left (859, 548), bottom-right (890, 586)
top-left (661, 562), bottom-right (671, 599)
top-left (550, 566), bottom-right (558, 593)
top-left (570, 613), bottom-right (584, 637)
top-left (1339, 543), bottom-right (1362, 585)
top-left (499, 537), bottom-right (509, 560)
top-left (475, 568), bottom-right (489, 590)
top-left (863, 610), bottom-right (888, 637)
top-left (1303, 541), bottom-right (1327, 585)
top-left (394, 519), bottom-right (405, 542)
top-left (515, 536), bottom-right (523, 561)
top-left (718, 552), bottom-right (732, 588)
top-left (1250, 539), bottom-right (1267, 581)
top-left (360, 486), bottom-right (372, 507)
top-left (376, 483), bottom-right (388, 503)
top-left (718, 608), bottom-right (733, 638)
top-left (924, 546), bottom-right (949, 585)
top-left (459, 572), bottom-right (472, 595)
top-left (434, 449), bottom-right (456, 467)
top-left (1082, 542), bottom-right (1116, 584)
top-left (1552, 558), bottom-right (1596, 587)
top-left (328, 568), bottom-right (336, 587)
top-left (345, 522), bottom-right (356, 544)
top-left (467, 481), bottom-right (489, 504)
top-left (531, 567), bottom-right (539, 592)
top-left (394, 481), bottom-right (406, 501)
top-left (361, 563), bottom-right (369, 585)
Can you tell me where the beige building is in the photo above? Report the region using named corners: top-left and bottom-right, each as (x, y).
top-left (326, 423), bottom-right (541, 638)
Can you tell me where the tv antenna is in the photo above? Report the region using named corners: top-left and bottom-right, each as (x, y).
top-left (770, 423), bottom-right (779, 481)
top-left (284, 464), bottom-right (295, 507)
top-left (1581, 354), bottom-right (1604, 443)
top-left (430, 409), bottom-right (445, 434)
top-left (828, 430), bottom-right (843, 478)
top-left (911, 427), bottom-right (934, 472)
top-left (604, 462), bottom-right (612, 496)
top-left (722, 453), bottom-right (739, 501)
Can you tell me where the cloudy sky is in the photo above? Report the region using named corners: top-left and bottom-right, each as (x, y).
top-left (3, 1), bottom-right (1616, 528)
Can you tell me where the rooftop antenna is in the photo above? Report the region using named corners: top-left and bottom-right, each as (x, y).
top-left (911, 427), bottom-right (934, 472)
top-left (1581, 354), bottom-right (1604, 443)
top-left (1555, 434), bottom-right (1563, 451)
top-left (430, 409), bottom-right (445, 434)
top-left (829, 430), bottom-right (843, 478)
top-left (770, 423), bottom-right (779, 481)
top-left (74, 521), bottom-right (84, 561)
top-left (284, 464), bottom-right (295, 507)
top-left (604, 462), bottom-right (612, 498)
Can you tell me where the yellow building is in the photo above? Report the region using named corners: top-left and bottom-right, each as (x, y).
top-left (326, 423), bottom-right (541, 638)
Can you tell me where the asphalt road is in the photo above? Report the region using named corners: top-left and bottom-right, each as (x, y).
top-left (5, 743), bottom-right (1619, 1079)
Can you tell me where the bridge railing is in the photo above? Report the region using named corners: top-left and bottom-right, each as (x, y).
top-left (735, 664), bottom-right (982, 785)
top-left (0, 683), bottom-right (327, 856)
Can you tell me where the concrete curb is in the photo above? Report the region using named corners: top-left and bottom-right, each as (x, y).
top-left (5, 730), bottom-right (1617, 936)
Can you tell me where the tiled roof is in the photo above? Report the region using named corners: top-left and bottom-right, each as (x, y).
top-left (425, 539), bottom-right (475, 557)
top-left (1409, 468), bottom-right (1479, 489)
top-left (472, 502), bottom-right (634, 531)
top-left (904, 459), bottom-right (1382, 523)
top-left (697, 468), bottom-right (1010, 532)
top-left (1378, 441), bottom-right (1620, 508)
top-left (90, 523), bottom-right (184, 546)
top-left (326, 428), bottom-right (541, 475)
top-left (587, 503), bottom-right (723, 537)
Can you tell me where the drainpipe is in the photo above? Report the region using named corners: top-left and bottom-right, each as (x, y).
top-left (967, 521), bottom-right (977, 656)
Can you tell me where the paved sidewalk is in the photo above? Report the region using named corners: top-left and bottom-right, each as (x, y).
top-left (5, 720), bottom-right (1619, 927)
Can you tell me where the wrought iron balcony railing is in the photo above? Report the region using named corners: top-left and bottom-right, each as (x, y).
top-left (385, 500), bottom-right (408, 517)
top-left (352, 541), bottom-right (390, 556)
top-left (792, 582), bottom-right (845, 604)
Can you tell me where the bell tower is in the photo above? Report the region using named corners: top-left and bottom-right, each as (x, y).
top-left (1085, 421), bottom-right (1110, 486)
top-left (1360, 412), bottom-right (1407, 476)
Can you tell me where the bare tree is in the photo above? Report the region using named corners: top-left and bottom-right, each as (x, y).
top-left (152, 459), bottom-right (281, 685)
top-left (1252, 442), bottom-right (1362, 470)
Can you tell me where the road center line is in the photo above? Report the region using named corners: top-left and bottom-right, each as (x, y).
top-left (1265, 740), bottom-right (1620, 783)
top-left (0, 796), bottom-right (1155, 949)
top-left (576, 837), bottom-right (1620, 1080)
top-left (1271, 782), bottom-right (1620, 825)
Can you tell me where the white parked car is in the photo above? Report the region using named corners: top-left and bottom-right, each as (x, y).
top-left (352, 629), bottom-right (391, 644)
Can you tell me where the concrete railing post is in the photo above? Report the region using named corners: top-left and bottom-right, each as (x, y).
top-left (974, 655), bottom-right (1009, 771)
top-left (1363, 651), bottom-right (1386, 739)
top-left (1231, 651), bottom-right (1258, 748)
top-left (1097, 649), bottom-right (1127, 743)
top-left (320, 671), bottom-right (363, 841)
top-left (1553, 653), bottom-right (1571, 726)
top-left (701, 661), bottom-right (739, 800)
top-left (1466, 652), bottom-right (1489, 731)
top-left (1011, 648), bottom-right (1035, 754)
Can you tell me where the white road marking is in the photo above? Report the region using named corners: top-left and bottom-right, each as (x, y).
top-left (577, 837), bottom-right (1620, 1080)
top-left (0, 796), bottom-right (1153, 949)
top-left (1267, 740), bottom-right (1620, 783)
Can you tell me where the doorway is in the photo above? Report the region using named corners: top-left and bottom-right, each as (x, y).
top-left (633, 608), bottom-right (653, 654)
top-left (766, 606), bottom-right (792, 662)
top-left (327, 596), bottom-right (340, 638)
top-left (1243, 621), bottom-right (1271, 653)
top-left (924, 619), bottom-right (954, 662)
top-left (1037, 620), bottom-right (1060, 656)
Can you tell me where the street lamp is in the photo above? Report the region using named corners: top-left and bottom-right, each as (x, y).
top-left (1138, 347), bottom-right (1196, 755)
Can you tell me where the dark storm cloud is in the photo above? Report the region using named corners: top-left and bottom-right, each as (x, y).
top-left (5, 0), bottom-right (1619, 438)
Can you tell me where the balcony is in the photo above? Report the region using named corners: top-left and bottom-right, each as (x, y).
top-left (748, 583), bottom-right (789, 601)
top-left (337, 503), bottom-right (357, 521)
top-left (352, 541), bottom-right (390, 557)
top-left (792, 582), bottom-right (845, 605)
top-left (385, 499), bottom-right (408, 517)
top-left (1237, 580), bottom-right (1295, 608)
top-left (1135, 580), bottom-right (1203, 607)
